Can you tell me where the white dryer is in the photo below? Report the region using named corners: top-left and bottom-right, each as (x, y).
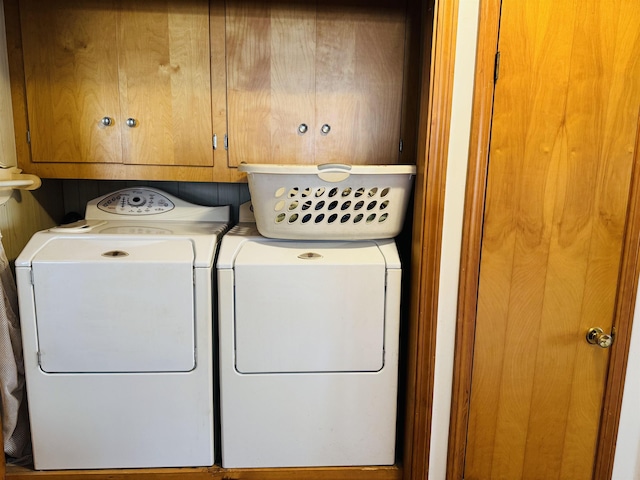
top-left (217, 224), bottom-right (401, 468)
top-left (15, 188), bottom-right (230, 470)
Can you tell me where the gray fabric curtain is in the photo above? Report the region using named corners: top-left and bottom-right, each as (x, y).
top-left (0, 233), bottom-right (30, 461)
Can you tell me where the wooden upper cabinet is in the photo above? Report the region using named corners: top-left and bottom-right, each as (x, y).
top-left (225, 0), bottom-right (407, 166)
top-left (20, 0), bottom-right (122, 164)
top-left (19, 0), bottom-right (213, 168)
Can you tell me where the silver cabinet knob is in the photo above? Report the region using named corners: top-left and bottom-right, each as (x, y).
top-left (321, 124), bottom-right (331, 135)
top-left (298, 123), bottom-right (308, 135)
top-left (126, 118), bottom-right (138, 128)
top-left (101, 116), bottom-right (114, 127)
top-left (586, 327), bottom-right (614, 348)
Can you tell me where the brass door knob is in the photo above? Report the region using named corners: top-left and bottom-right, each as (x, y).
top-left (586, 327), bottom-right (614, 348)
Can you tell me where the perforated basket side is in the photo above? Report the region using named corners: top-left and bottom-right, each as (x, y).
top-left (245, 170), bottom-right (414, 240)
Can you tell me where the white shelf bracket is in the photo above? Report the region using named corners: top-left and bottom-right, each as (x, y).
top-left (0, 166), bottom-right (42, 205)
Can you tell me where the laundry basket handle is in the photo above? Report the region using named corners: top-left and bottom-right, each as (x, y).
top-left (317, 163), bottom-right (352, 182)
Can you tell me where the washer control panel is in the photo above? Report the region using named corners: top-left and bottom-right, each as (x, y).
top-left (97, 189), bottom-right (175, 215)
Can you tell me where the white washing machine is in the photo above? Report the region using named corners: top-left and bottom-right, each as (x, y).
top-left (216, 223), bottom-right (401, 468)
top-left (15, 188), bottom-right (230, 470)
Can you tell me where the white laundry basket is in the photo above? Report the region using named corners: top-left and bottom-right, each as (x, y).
top-left (239, 163), bottom-right (416, 240)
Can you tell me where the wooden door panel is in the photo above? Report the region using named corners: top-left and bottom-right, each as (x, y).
top-left (118, 0), bottom-right (213, 167)
top-left (226, 0), bottom-right (316, 166)
top-left (464, 0), bottom-right (640, 479)
top-left (315, 0), bottom-right (405, 165)
top-left (20, 0), bottom-right (122, 164)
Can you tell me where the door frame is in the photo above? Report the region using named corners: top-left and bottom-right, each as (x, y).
top-left (446, 0), bottom-right (640, 478)
top-left (401, 0), bottom-right (459, 478)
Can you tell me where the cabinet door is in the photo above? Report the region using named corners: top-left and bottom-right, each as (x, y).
top-left (226, 0), bottom-right (316, 166)
top-left (20, 0), bottom-right (122, 164)
top-left (117, 1), bottom-right (213, 167)
top-left (225, 0), bottom-right (406, 167)
top-left (315, 0), bottom-right (406, 165)
top-left (20, 0), bottom-right (213, 168)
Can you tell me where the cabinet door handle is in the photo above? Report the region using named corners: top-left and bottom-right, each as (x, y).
top-left (298, 123), bottom-right (308, 135)
top-left (101, 116), bottom-right (114, 127)
top-left (320, 124), bottom-right (331, 135)
top-left (126, 118), bottom-right (138, 128)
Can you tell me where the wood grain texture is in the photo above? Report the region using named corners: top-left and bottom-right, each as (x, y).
top-left (0, 0), bottom-right (17, 168)
top-left (226, 0), bottom-right (316, 166)
top-left (397, 0), bottom-right (424, 165)
top-left (594, 111), bottom-right (640, 479)
top-left (314, 0), bottom-right (406, 165)
top-left (6, 464), bottom-right (401, 480)
top-left (401, 0), bottom-right (455, 479)
top-left (118, 0), bottom-right (213, 167)
top-left (3, 0), bottom-right (30, 171)
top-left (445, 0), bottom-right (501, 477)
top-left (19, 0), bottom-right (213, 169)
top-left (7, 162), bottom-right (215, 182)
top-left (210, 0), bottom-right (242, 182)
top-left (463, 0), bottom-right (640, 479)
top-left (226, 0), bottom-right (406, 166)
top-left (20, 0), bottom-right (122, 164)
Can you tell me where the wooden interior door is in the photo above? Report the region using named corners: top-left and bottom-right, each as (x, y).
top-left (118, 0), bottom-right (213, 167)
top-left (20, 0), bottom-right (122, 164)
top-left (463, 1), bottom-right (640, 479)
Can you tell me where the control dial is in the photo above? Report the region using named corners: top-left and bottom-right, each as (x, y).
top-left (97, 189), bottom-right (175, 215)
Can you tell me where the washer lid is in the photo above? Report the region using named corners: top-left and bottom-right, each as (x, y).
top-left (31, 237), bottom-right (196, 373)
top-left (233, 240), bottom-right (387, 373)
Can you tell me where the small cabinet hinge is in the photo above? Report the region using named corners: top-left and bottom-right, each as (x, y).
top-left (37, 351), bottom-right (42, 366)
top-left (213, 134), bottom-right (217, 150)
top-left (26, 130), bottom-right (31, 144)
top-left (494, 51), bottom-right (501, 83)
top-left (30, 270), bottom-right (35, 285)
top-left (399, 139), bottom-right (403, 153)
